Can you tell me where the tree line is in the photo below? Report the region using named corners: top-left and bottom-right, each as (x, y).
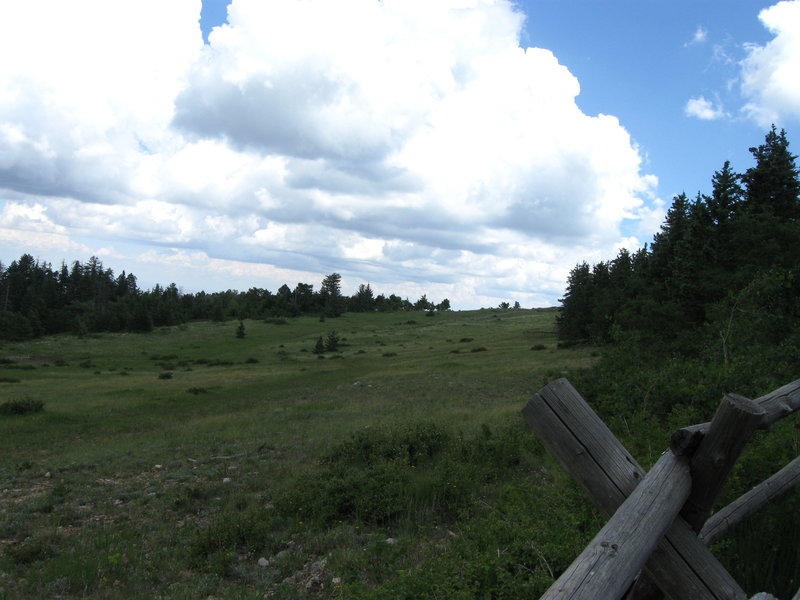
top-left (0, 257), bottom-right (451, 341)
top-left (558, 125), bottom-right (800, 415)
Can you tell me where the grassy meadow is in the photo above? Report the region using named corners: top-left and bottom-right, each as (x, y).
top-left (1, 308), bottom-right (608, 599)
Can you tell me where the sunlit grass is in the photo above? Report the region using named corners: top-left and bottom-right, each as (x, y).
top-left (0, 308), bottom-right (606, 599)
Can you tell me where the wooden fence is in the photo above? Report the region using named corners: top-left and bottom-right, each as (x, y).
top-left (522, 378), bottom-right (800, 600)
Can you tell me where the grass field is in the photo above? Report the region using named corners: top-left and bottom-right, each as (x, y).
top-left (0, 308), bottom-right (606, 599)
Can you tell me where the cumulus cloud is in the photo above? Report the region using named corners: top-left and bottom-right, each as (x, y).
top-left (685, 96), bottom-right (727, 120)
top-left (741, 0), bottom-right (800, 126)
top-left (0, 0), bottom-right (659, 307)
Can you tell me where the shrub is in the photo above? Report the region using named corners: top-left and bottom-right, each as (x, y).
top-left (0, 396), bottom-right (45, 416)
top-left (530, 344), bottom-right (547, 351)
top-left (325, 330), bottom-right (341, 352)
top-left (158, 372), bottom-right (173, 380)
top-left (264, 317), bottom-right (289, 325)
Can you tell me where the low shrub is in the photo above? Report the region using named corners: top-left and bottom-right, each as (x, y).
top-left (274, 420), bottom-right (542, 528)
top-left (0, 396), bottom-right (45, 416)
top-left (264, 317), bottom-right (289, 325)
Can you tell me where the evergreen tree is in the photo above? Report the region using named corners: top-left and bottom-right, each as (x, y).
top-left (708, 161), bottom-right (743, 225)
top-left (320, 273), bottom-right (344, 317)
top-left (350, 283), bottom-right (374, 312)
top-left (557, 262), bottom-right (593, 341)
top-left (741, 125), bottom-right (800, 220)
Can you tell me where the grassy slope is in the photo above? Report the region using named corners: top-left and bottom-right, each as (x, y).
top-left (0, 309), bottom-right (603, 598)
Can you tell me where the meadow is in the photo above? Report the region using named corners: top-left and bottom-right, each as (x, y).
top-left (0, 308), bottom-right (608, 599)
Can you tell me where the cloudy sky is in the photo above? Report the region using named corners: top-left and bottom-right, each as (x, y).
top-left (1, 0), bottom-right (799, 308)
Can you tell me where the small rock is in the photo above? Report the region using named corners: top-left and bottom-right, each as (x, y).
top-left (44, 472), bottom-right (51, 478)
top-left (154, 464), bottom-right (163, 470)
top-left (222, 477), bottom-right (232, 484)
top-left (332, 577), bottom-right (342, 586)
top-left (385, 537), bottom-right (398, 545)
top-left (257, 557), bottom-right (269, 568)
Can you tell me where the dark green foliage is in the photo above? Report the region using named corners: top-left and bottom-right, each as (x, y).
top-left (0, 396), bottom-right (45, 416)
top-left (558, 127), bottom-right (800, 356)
top-left (0, 256), bottom-right (449, 341)
top-left (235, 320), bottom-right (245, 339)
top-left (321, 272), bottom-right (345, 317)
top-left (189, 502), bottom-right (288, 575)
top-left (313, 336), bottom-right (325, 354)
top-left (325, 330), bottom-right (341, 352)
top-left (558, 126), bottom-right (800, 596)
top-left (274, 421), bottom-right (542, 529)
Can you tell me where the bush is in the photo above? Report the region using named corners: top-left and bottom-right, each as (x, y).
top-left (325, 330), bottom-right (341, 352)
top-left (264, 317), bottom-right (289, 325)
top-left (274, 421), bottom-right (542, 528)
top-left (158, 372), bottom-right (173, 380)
top-left (0, 396), bottom-right (45, 416)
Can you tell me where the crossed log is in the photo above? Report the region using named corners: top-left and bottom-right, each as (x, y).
top-left (521, 378), bottom-right (800, 600)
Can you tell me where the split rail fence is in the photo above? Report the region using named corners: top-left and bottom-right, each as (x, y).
top-left (522, 378), bottom-right (800, 600)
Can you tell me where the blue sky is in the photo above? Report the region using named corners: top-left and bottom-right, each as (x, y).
top-left (1, 0), bottom-right (799, 308)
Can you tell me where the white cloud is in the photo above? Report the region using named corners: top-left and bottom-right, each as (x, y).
top-left (0, 0), bottom-right (658, 307)
top-left (685, 96), bottom-right (727, 120)
top-left (741, 0), bottom-right (800, 126)
top-left (686, 25), bottom-right (708, 46)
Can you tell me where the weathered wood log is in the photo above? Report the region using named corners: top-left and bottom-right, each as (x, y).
top-left (671, 379), bottom-right (800, 455)
top-left (700, 454), bottom-right (800, 546)
top-left (681, 394), bottom-right (765, 532)
top-left (540, 450), bottom-right (691, 600)
top-left (523, 379), bottom-right (747, 600)
top-left (522, 378), bottom-right (642, 516)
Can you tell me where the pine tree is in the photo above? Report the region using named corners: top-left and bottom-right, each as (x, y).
top-left (320, 273), bottom-right (344, 317)
top-left (741, 125), bottom-right (800, 220)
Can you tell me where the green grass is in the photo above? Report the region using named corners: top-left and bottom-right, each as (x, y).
top-left (0, 309), bottom-right (605, 599)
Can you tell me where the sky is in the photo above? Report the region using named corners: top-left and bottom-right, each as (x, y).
top-left (1, 0), bottom-right (799, 309)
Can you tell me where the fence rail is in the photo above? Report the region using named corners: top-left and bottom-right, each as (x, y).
top-left (522, 378), bottom-right (800, 600)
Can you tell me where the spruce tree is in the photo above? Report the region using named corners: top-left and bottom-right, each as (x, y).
top-left (741, 125), bottom-right (800, 220)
